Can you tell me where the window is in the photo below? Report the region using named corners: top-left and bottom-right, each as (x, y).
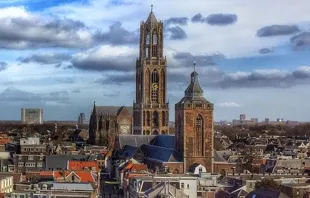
top-left (187, 184), bottom-right (189, 189)
top-left (147, 111), bottom-right (150, 126)
top-left (18, 155), bottom-right (22, 160)
top-left (199, 167), bottom-right (203, 172)
top-left (37, 162), bottom-right (43, 167)
top-left (153, 34), bottom-right (157, 44)
top-left (39, 155), bottom-right (44, 160)
top-left (181, 183), bottom-right (184, 189)
top-left (145, 47), bottom-right (149, 58)
top-left (161, 111), bottom-right (165, 126)
top-left (28, 155), bottom-right (33, 160)
top-left (18, 162), bottom-right (24, 167)
top-left (153, 111), bottom-right (159, 127)
top-left (152, 46), bottom-right (157, 57)
top-left (146, 33), bottom-right (150, 45)
top-left (195, 115), bottom-right (204, 156)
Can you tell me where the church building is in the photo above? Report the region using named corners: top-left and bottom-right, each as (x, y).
top-left (89, 8), bottom-right (214, 174)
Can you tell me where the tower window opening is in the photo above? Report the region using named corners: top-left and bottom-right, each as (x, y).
top-left (145, 47), bottom-right (149, 58)
top-left (153, 111), bottom-right (159, 127)
top-left (146, 33), bottom-right (150, 45)
top-left (153, 34), bottom-right (157, 45)
top-left (195, 115), bottom-right (204, 156)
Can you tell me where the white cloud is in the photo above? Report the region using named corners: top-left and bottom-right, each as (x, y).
top-left (217, 102), bottom-right (241, 108)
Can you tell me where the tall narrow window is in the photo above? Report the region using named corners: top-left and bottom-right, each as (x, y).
top-left (145, 47), bottom-right (149, 58)
top-left (161, 111), bottom-right (165, 126)
top-left (153, 34), bottom-right (157, 44)
top-left (146, 33), bottom-right (150, 45)
top-left (147, 111), bottom-right (150, 126)
top-left (195, 115), bottom-right (204, 156)
top-left (143, 111), bottom-right (145, 126)
top-left (153, 111), bottom-right (159, 127)
top-left (152, 34), bottom-right (158, 57)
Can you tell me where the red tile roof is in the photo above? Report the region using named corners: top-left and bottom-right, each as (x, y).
top-left (40, 171), bottom-right (95, 183)
top-left (68, 161), bottom-right (100, 172)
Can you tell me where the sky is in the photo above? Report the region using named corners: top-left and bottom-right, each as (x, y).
top-left (0, 0), bottom-right (309, 122)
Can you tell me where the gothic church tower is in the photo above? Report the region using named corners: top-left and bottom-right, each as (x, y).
top-left (133, 7), bottom-right (169, 135)
top-left (175, 62), bottom-right (214, 173)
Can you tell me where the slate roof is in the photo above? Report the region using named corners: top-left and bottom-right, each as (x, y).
top-left (118, 135), bottom-right (156, 148)
top-left (95, 106), bottom-right (133, 116)
top-left (119, 145), bottom-right (139, 159)
top-left (213, 150), bottom-right (229, 162)
top-left (141, 144), bottom-right (182, 162)
top-left (146, 11), bottom-right (157, 24)
top-left (151, 135), bottom-right (175, 149)
top-left (245, 188), bottom-right (290, 198)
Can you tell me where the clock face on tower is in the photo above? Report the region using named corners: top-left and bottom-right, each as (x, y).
top-left (152, 83), bottom-right (158, 90)
top-left (120, 125), bottom-right (130, 134)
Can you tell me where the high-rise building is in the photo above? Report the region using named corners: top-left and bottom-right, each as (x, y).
top-left (78, 113), bottom-right (86, 124)
top-left (240, 114), bottom-right (246, 121)
top-left (265, 118), bottom-right (270, 124)
top-left (175, 63), bottom-right (214, 173)
top-left (21, 108), bottom-right (43, 124)
top-left (133, 9), bottom-right (169, 135)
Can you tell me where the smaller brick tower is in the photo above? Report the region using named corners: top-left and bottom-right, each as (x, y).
top-left (175, 62), bottom-right (214, 173)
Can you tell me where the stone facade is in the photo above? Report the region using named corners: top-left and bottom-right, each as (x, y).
top-left (133, 10), bottom-right (169, 135)
top-left (175, 68), bottom-right (214, 173)
top-left (88, 104), bottom-right (132, 148)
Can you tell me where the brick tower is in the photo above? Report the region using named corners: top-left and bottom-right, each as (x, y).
top-left (175, 62), bottom-right (214, 173)
top-left (133, 7), bottom-right (169, 135)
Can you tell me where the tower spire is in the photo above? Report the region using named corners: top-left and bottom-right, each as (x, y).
top-left (193, 61), bottom-right (196, 73)
top-left (151, 4), bottom-right (153, 12)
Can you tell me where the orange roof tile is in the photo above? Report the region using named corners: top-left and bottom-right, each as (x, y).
top-left (40, 171), bottom-right (95, 183)
top-left (68, 161), bottom-right (99, 172)
top-left (131, 164), bottom-right (147, 171)
top-left (0, 139), bottom-right (10, 144)
top-left (126, 173), bottom-right (148, 179)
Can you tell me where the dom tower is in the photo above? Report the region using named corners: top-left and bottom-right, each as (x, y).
top-left (133, 8), bottom-right (169, 135)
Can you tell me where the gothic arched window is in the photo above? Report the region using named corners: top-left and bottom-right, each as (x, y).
top-left (195, 115), bottom-right (204, 156)
top-left (143, 111), bottom-right (146, 126)
top-left (152, 33), bottom-right (158, 57)
top-left (146, 111), bottom-right (150, 126)
top-left (153, 34), bottom-right (157, 45)
top-left (161, 111), bottom-right (165, 126)
top-left (153, 111), bottom-right (159, 127)
top-left (145, 47), bottom-right (149, 58)
top-left (151, 70), bottom-right (159, 83)
top-left (146, 33), bottom-right (150, 45)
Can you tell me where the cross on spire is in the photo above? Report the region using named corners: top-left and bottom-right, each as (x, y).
top-left (193, 61), bottom-right (196, 72)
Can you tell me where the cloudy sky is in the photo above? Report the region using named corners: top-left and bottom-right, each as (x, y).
top-left (0, 0), bottom-right (309, 122)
